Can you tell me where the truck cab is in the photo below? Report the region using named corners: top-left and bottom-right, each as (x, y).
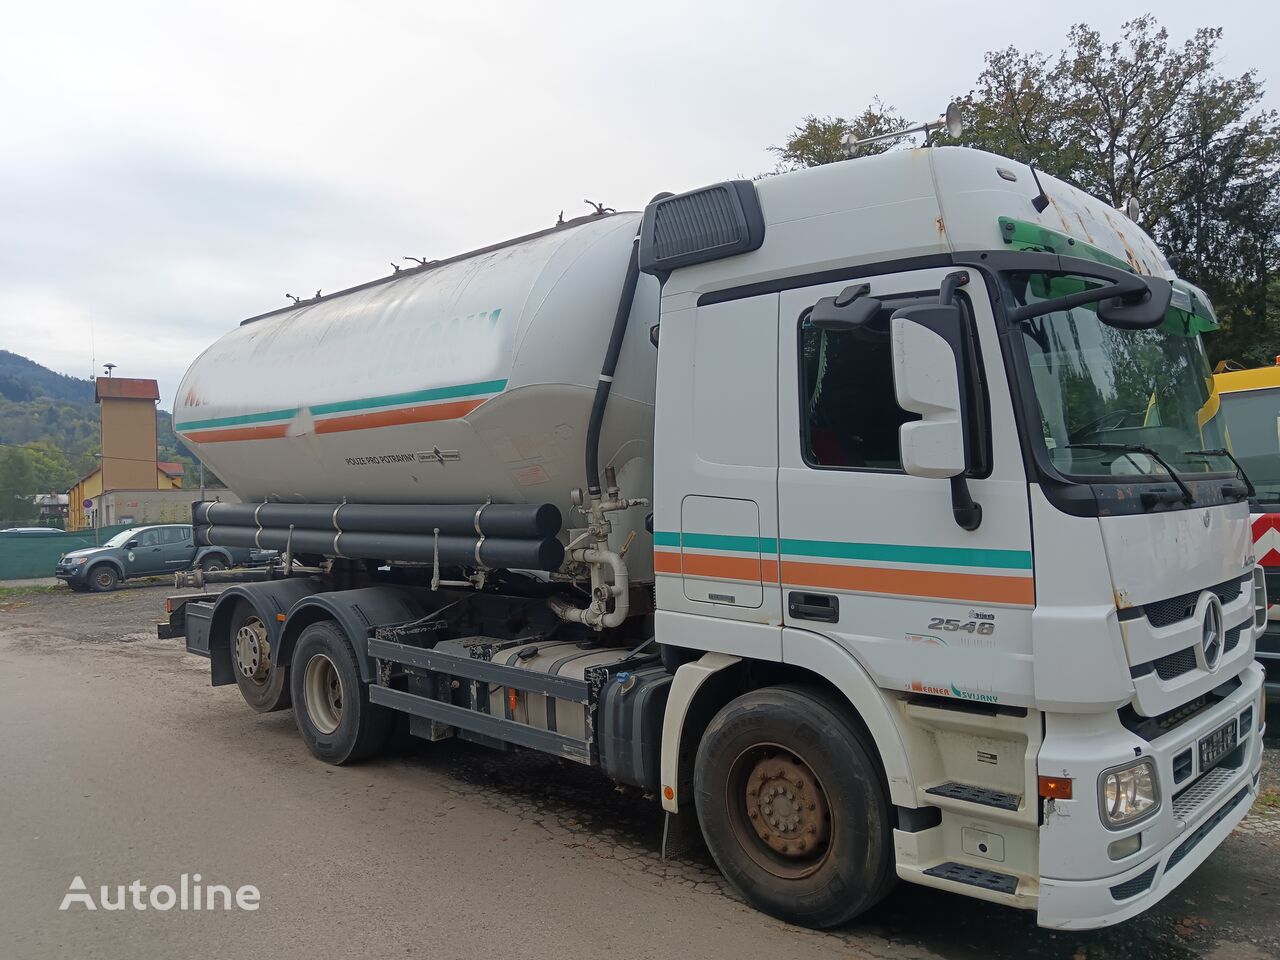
top-left (646, 148), bottom-right (1265, 928)
top-left (1214, 360), bottom-right (1280, 697)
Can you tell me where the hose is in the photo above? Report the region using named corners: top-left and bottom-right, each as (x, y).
top-left (585, 229), bottom-right (642, 497)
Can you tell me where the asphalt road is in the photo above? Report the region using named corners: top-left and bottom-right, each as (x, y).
top-left (1, 583), bottom-right (1278, 960)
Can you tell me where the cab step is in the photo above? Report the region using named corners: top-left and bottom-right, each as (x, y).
top-left (922, 861), bottom-right (1019, 894)
top-left (925, 781), bottom-right (1021, 811)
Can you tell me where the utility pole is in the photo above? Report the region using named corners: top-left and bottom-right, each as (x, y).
top-left (199, 460), bottom-right (206, 502)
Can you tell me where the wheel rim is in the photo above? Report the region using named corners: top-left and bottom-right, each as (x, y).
top-left (95, 569), bottom-right (113, 589)
top-left (303, 653), bottom-right (344, 734)
top-left (726, 743), bottom-right (833, 879)
top-left (233, 616), bottom-right (271, 684)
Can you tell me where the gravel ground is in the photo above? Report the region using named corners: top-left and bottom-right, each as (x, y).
top-left (0, 582), bottom-right (1277, 960)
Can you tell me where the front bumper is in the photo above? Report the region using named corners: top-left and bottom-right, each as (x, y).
top-left (54, 562), bottom-right (90, 583)
top-left (1037, 662), bottom-right (1265, 929)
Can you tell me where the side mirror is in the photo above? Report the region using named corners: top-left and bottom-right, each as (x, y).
top-left (125, 539), bottom-right (139, 549)
top-left (1097, 276), bottom-right (1172, 329)
top-left (891, 301), bottom-right (983, 530)
top-left (891, 306), bottom-right (967, 478)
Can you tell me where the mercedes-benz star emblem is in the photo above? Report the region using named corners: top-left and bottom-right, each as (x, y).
top-left (1201, 597), bottom-right (1224, 671)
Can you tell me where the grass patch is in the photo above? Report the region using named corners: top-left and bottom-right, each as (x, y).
top-left (0, 584), bottom-right (59, 598)
top-left (1256, 791), bottom-right (1280, 812)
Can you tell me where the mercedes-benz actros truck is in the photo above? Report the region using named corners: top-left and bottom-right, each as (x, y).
top-left (161, 145), bottom-right (1267, 930)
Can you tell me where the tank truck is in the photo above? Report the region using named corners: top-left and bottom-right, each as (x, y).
top-left (161, 144), bottom-right (1267, 930)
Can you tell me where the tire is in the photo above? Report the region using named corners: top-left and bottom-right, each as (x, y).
top-left (229, 600), bottom-right (291, 713)
top-left (290, 620), bottom-right (391, 764)
top-left (88, 564), bottom-right (119, 593)
top-left (199, 556), bottom-right (228, 573)
top-left (694, 685), bottom-right (895, 929)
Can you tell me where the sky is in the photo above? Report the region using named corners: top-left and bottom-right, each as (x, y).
top-left (2, 1), bottom-right (1278, 408)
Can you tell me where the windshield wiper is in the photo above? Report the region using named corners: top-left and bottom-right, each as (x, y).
top-left (1184, 448), bottom-right (1255, 498)
top-left (1063, 442), bottom-right (1195, 504)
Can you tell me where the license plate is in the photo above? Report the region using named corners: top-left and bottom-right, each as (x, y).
top-left (1198, 719), bottom-right (1239, 770)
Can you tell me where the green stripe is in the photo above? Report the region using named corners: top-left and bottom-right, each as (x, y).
top-left (656, 531), bottom-right (1031, 570)
top-left (655, 532), bottom-right (777, 553)
top-left (779, 538), bottom-right (1032, 570)
top-left (177, 378), bottom-right (508, 432)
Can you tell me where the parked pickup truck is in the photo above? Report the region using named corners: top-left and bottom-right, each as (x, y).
top-left (56, 523), bottom-right (273, 592)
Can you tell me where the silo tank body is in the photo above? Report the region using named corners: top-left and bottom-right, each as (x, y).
top-left (174, 213), bottom-right (658, 569)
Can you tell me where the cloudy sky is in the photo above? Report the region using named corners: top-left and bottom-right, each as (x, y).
top-left (2, 1), bottom-right (1277, 407)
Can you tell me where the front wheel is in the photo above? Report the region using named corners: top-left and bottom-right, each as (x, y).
top-left (694, 685), bottom-right (895, 929)
top-left (88, 564), bottom-right (119, 593)
top-left (230, 601), bottom-right (290, 712)
top-left (290, 620), bottom-right (391, 764)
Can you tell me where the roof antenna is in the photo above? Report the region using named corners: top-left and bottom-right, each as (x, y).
top-left (1028, 165), bottom-right (1050, 213)
top-left (845, 102), bottom-right (963, 154)
top-left (103, 362), bottom-right (116, 378)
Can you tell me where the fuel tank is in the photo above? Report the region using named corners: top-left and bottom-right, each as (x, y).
top-left (174, 213), bottom-right (659, 539)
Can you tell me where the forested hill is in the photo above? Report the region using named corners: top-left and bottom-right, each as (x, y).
top-left (0, 350), bottom-right (194, 491)
top-left (0, 350), bottom-right (96, 404)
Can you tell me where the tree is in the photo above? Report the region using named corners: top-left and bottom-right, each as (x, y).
top-left (769, 98), bottom-right (910, 171)
top-left (0, 446), bottom-right (39, 524)
top-left (769, 16), bottom-right (1280, 365)
top-left (953, 17), bottom-right (1280, 365)
top-left (22, 440), bottom-right (76, 493)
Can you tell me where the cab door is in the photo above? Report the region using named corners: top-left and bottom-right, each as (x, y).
top-left (125, 528), bottom-right (167, 576)
top-left (162, 525), bottom-right (196, 569)
top-left (776, 266), bottom-right (1036, 705)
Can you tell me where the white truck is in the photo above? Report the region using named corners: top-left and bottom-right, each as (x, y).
top-left (163, 146), bottom-right (1267, 930)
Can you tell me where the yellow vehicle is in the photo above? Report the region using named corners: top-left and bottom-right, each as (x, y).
top-left (1215, 358), bottom-right (1280, 696)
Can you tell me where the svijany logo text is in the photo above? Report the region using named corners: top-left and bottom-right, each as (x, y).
top-left (59, 875), bottom-right (260, 912)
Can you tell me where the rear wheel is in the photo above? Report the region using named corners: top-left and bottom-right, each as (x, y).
top-left (230, 600), bottom-right (290, 712)
top-left (694, 685), bottom-right (895, 929)
top-left (88, 565), bottom-right (119, 593)
top-left (290, 620), bottom-right (391, 764)
top-left (199, 555), bottom-right (227, 573)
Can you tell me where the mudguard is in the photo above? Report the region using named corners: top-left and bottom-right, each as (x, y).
top-left (207, 578), bottom-right (323, 686)
top-left (278, 586), bottom-right (432, 682)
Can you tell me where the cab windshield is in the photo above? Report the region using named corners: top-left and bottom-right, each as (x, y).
top-left (103, 527), bottom-right (145, 548)
top-left (1220, 386), bottom-right (1280, 503)
top-left (1009, 272), bottom-right (1232, 481)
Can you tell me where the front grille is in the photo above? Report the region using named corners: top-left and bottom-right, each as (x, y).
top-left (1154, 647), bottom-right (1198, 681)
top-left (1224, 627), bottom-right (1241, 652)
top-left (1144, 578), bottom-right (1244, 628)
top-left (1110, 864), bottom-right (1158, 901)
top-left (1165, 787), bottom-right (1249, 870)
top-left (1173, 748), bottom-right (1194, 784)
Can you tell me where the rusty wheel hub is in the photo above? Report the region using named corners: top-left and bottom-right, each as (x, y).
top-left (743, 754), bottom-right (830, 858)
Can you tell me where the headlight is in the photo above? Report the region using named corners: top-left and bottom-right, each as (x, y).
top-left (71, 557), bottom-right (88, 566)
top-left (1099, 759), bottom-right (1159, 828)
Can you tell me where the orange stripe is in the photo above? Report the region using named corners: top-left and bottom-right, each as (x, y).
top-left (183, 398), bottom-right (487, 443)
top-left (653, 550), bottom-right (682, 575)
top-left (182, 423), bottom-right (290, 443)
top-left (314, 398), bottom-right (484, 434)
top-left (780, 559), bottom-right (1034, 606)
top-left (654, 550), bottom-right (780, 584)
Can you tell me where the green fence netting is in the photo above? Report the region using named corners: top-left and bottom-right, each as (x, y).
top-left (0, 524), bottom-right (136, 581)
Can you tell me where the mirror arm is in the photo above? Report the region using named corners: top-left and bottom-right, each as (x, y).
top-left (949, 476), bottom-right (982, 531)
top-left (938, 270), bottom-right (970, 306)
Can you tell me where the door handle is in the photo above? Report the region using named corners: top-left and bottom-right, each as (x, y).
top-left (788, 591), bottom-right (839, 623)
